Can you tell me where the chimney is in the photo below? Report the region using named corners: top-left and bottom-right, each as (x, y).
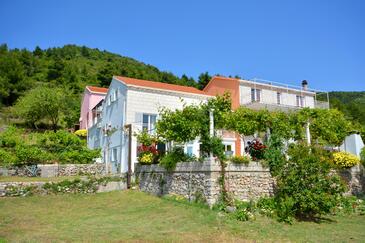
top-left (302, 80), bottom-right (308, 90)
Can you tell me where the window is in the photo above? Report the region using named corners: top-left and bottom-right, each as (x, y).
top-left (277, 92), bottom-right (281, 105)
top-left (142, 114), bottom-right (157, 134)
top-left (296, 95), bottom-right (304, 107)
top-left (107, 95), bottom-right (112, 106)
top-left (223, 144), bottom-right (233, 157)
top-left (112, 89), bottom-right (118, 102)
top-left (111, 148), bottom-right (118, 162)
top-left (251, 88), bottom-right (261, 102)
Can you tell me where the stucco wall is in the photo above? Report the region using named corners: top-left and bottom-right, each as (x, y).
top-left (126, 87), bottom-right (210, 170)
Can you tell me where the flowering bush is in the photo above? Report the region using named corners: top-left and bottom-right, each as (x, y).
top-left (74, 129), bottom-right (87, 137)
top-left (136, 131), bottom-right (160, 164)
top-left (138, 152), bottom-right (154, 164)
top-left (333, 151), bottom-right (360, 168)
top-left (248, 140), bottom-right (266, 161)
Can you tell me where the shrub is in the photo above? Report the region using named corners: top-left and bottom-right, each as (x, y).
top-left (38, 130), bottom-right (84, 153)
top-left (159, 147), bottom-right (194, 170)
top-left (58, 148), bottom-right (100, 164)
top-left (138, 152), bottom-right (154, 164)
top-left (74, 129), bottom-right (87, 137)
top-left (275, 144), bottom-right (346, 222)
top-left (263, 134), bottom-right (286, 176)
top-left (230, 155), bottom-right (250, 165)
top-left (14, 144), bottom-right (54, 165)
top-left (333, 151), bottom-right (360, 168)
top-left (360, 147), bottom-right (365, 166)
top-left (256, 197), bottom-right (276, 217)
top-left (0, 126), bottom-right (23, 148)
top-left (233, 200), bottom-right (256, 221)
top-left (0, 148), bottom-right (18, 166)
top-left (248, 140), bottom-right (266, 161)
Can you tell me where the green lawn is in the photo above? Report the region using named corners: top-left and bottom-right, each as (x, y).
top-left (0, 191), bottom-right (364, 242)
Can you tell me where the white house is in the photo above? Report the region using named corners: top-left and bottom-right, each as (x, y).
top-left (87, 76), bottom-right (213, 173)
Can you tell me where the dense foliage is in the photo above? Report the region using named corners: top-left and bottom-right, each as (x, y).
top-left (159, 147), bottom-right (194, 171)
top-left (275, 144), bottom-right (346, 222)
top-left (329, 91), bottom-right (365, 140)
top-left (13, 86), bottom-right (78, 130)
top-left (0, 127), bottom-right (100, 166)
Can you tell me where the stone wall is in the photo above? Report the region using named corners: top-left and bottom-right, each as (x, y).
top-left (0, 163), bottom-right (106, 177)
top-left (0, 178), bottom-right (126, 197)
top-left (340, 164), bottom-right (365, 196)
top-left (135, 160), bottom-right (275, 206)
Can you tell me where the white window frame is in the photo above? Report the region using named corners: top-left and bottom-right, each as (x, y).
top-left (142, 113), bottom-right (157, 134)
top-left (296, 95), bottom-right (304, 107)
top-left (251, 88), bottom-right (261, 102)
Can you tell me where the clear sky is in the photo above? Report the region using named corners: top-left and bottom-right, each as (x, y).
top-left (1, 0), bottom-right (364, 91)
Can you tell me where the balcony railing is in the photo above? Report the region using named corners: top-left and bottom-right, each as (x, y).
top-left (315, 100), bottom-right (330, 109)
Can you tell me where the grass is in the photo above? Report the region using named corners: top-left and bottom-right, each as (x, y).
top-left (0, 191), bottom-right (364, 242)
top-left (0, 176), bottom-right (81, 182)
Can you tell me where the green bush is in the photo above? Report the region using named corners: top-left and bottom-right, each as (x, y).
top-left (275, 144), bottom-right (346, 222)
top-left (0, 148), bottom-right (18, 166)
top-left (38, 130), bottom-right (84, 153)
top-left (0, 126), bottom-right (23, 148)
top-left (361, 147), bottom-right (365, 166)
top-left (58, 148), bottom-right (101, 164)
top-left (263, 134), bottom-right (286, 176)
top-left (160, 147), bottom-right (195, 171)
top-left (14, 144), bottom-right (54, 165)
top-left (0, 127), bottom-right (100, 165)
top-left (233, 200), bottom-right (256, 221)
top-left (230, 155), bottom-right (250, 165)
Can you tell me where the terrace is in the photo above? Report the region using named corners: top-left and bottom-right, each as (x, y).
top-left (240, 78), bottom-right (330, 111)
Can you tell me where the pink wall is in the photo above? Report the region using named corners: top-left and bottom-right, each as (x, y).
top-left (79, 89), bottom-right (106, 129)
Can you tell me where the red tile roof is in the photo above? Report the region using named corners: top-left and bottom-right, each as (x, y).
top-left (86, 86), bottom-right (108, 94)
top-left (114, 76), bottom-right (211, 96)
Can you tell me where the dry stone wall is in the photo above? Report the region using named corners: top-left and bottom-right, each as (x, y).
top-left (0, 163), bottom-right (105, 177)
top-left (135, 160), bottom-right (275, 206)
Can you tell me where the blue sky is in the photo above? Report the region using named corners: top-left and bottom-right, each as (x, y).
top-left (1, 0), bottom-right (364, 91)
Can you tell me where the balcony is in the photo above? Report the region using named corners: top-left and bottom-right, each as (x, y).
top-left (315, 100), bottom-right (330, 109)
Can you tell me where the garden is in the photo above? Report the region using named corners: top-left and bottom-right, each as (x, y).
top-left (0, 126), bottom-right (100, 167)
top-left (134, 93), bottom-right (365, 223)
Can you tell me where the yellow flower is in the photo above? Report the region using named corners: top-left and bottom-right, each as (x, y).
top-left (139, 152), bottom-right (153, 164)
top-left (333, 152), bottom-right (360, 168)
top-left (74, 129), bottom-right (87, 137)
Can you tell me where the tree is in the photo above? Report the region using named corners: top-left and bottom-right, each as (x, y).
top-left (295, 108), bottom-right (351, 146)
top-left (13, 86), bottom-right (71, 131)
top-left (33, 46), bottom-right (43, 57)
top-left (275, 144), bottom-right (346, 222)
top-left (197, 72), bottom-right (212, 90)
top-left (224, 107), bottom-right (259, 146)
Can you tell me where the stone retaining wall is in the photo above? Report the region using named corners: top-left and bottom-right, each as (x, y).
top-left (0, 179), bottom-right (126, 197)
top-left (135, 160), bottom-right (275, 206)
top-left (340, 164), bottom-right (365, 196)
top-left (0, 163), bottom-right (105, 177)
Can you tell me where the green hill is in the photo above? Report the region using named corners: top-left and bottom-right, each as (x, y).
top-left (0, 44), bottom-right (197, 107)
top-left (329, 91), bottom-right (365, 135)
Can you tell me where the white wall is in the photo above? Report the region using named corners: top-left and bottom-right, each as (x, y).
top-left (126, 88), bottom-right (210, 167)
top-left (239, 83), bottom-right (315, 108)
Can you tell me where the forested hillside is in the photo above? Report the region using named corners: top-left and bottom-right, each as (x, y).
top-left (329, 91), bottom-right (365, 135)
top-left (0, 44), bottom-right (205, 107)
